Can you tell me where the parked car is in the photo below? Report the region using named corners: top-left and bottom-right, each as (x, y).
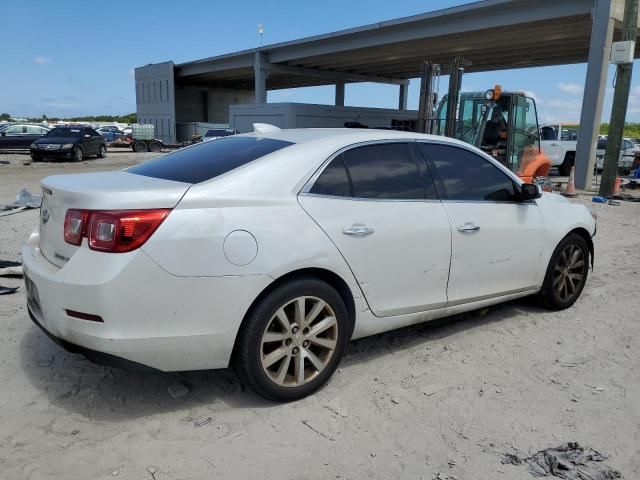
top-left (23, 128), bottom-right (595, 401)
top-left (96, 126), bottom-right (125, 142)
top-left (0, 124), bottom-right (49, 151)
top-left (30, 127), bottom-right (107, 162)
top-left (595, 137), bottom-right (638, 173)
top-left (202, 128), bottom-right (237, 142)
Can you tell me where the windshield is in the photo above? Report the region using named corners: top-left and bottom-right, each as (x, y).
top-left (205, 129), bottom-right (234, 137)
top-left (46, 128), bottom-right (83, 138)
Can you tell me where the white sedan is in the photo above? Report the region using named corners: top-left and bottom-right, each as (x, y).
top-left (22, 127), bottom-right (596, 401)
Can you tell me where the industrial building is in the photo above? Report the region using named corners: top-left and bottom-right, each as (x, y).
top-left (135, 0), bottom-right (639, 188)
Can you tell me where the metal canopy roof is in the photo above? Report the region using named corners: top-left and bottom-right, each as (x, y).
top-left (173, 0), bottom-right (632, 91)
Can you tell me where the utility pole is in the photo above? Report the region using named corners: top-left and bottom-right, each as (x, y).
top-left (600, 0), bottom-right (639, 196)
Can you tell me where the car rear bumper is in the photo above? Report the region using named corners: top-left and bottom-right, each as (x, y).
top-left (22, 229), bottom-right (272, 371)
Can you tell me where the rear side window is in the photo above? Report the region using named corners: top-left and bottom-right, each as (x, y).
top-left (310, 156), bottom-right (351, 197)
top-left (419, 143), bottom-right (519, 202)
top-left (128, 136), bottom-right (293, 184)
top-left (342, 143), bottom-right (434, 200)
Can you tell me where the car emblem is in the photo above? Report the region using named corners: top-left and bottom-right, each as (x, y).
top-left (41, 207), bottom-right (49, 224)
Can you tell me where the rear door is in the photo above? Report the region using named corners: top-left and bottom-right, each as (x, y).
top-left (299, 141), bottom-right (452, 317)
top-left (419, 142), bottom-right (545, 304)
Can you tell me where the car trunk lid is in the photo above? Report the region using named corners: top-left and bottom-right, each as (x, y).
top-left (39, 170), bottom-right (191, 267)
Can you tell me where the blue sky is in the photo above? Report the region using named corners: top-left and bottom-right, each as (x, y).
top-left (1, 0), bottom-right (638, 123)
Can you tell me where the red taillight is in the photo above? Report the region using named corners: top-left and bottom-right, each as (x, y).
top-left (64, 209), bottom-right (89, 246)
top-left (64, 209), bottom-right (170, 253)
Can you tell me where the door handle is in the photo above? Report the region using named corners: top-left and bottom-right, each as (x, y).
top-left (457, 222), bottom-right (480, 233)
top-left (343, 225), bottom-right (374, 236)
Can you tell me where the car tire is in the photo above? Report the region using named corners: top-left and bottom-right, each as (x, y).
top-left (234, 277), bottom-right (349, 402)
top-left (558, 153), bottom-right (575, 176)
top-left (30, 153), bottom-right (42, 162)
top-left (148, 141), bottom-right (162, 153)
top-left (97, 144), bottom-right (106, 158)
top-left (132, 141), bottom-right (148, 153)
top-left (539, 233), bottom-right (589, 310)
top-left (73, 147), bottom-right (83, 162)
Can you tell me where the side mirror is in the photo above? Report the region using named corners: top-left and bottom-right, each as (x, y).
top-left (520, 183), bottom-right (541, 201)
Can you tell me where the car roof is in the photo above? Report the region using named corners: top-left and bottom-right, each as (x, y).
top-left (238, 127), bottom-right (470, 149)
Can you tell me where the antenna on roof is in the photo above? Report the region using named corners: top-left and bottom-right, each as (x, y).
top-left (258, 24), bottom-right (264, 47)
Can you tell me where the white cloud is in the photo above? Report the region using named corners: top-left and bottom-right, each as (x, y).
top-left (557, 82), bottom-right (583, 95)
top-left (34, 56), bottom-right (52, 65)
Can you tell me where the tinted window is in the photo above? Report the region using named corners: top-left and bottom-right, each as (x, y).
top-left (597, 139), bottom-right (607, 149)
top-left (47, 128), bottom-right (83, 138)
top-left (204, 129), bottom-right (234, 138)
top-left (128, 136), bottom-right (293, 184)
top-left (419, 143), bottom-right (519, 202)
top-left (342, 143), bottom-right (433, 199)
top-left (309, 156), bottom-right (351, 197)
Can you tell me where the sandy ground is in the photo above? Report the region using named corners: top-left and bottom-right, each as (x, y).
top-left (0, 151), bottom-right (639, 480)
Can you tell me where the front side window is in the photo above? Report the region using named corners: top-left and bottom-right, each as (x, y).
top-left (419, 143), bottom-right (519, 202)
top-left (341, 143), bottom-right (433, 200)
top-left (5, 125), bottom-right (25, 134)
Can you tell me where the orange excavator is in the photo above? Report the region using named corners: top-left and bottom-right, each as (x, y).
top-left (436, 85), bottom-right (551, 185)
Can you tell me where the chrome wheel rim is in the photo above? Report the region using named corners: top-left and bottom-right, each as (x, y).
top-left (260, 296), bottom-right (338, 388)
top-left (75, 149), bottom-right (82, 161)
top-left (553, 244), bottom-right (586, 302)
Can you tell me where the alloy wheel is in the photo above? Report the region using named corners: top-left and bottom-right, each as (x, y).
top-left (260, 296), bottom-right (338, 387)
top-left (553, 244), bottom-right (586, 302)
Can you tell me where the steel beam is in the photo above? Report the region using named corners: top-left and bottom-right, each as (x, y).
top-left (268, 64), bottom-right (408, 85)
top-left (575, 0), bottom-right (615, 189)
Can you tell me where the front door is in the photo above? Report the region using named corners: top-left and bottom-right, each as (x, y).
top-left (418, 141), bottom-right (546, 304)
top-left (299, 142), bottom-right (452, 317)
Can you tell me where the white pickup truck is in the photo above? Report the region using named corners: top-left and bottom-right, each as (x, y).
top-left (595, 137), bottom-right (639, 173)
top-left (539, 124), bottom-right (577, 176)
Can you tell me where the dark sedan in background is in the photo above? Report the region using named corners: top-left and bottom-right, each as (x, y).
top-left (0, 124), bottom-right (50, 150)
top-left (30, 127), bottom-right (107, 162)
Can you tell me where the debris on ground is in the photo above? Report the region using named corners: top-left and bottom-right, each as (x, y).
top-left (0, 285), bottom-right (19, 295)
top-left (193, 416), bottom-right (212, 428)
top-left (502, 442), bottom-right (622, 479)
top-left (167, 382), bottom-right (189, 399)
top-left (0, 188), bottom-right (42, 216)
top-left (0, 260), bottom-right (23, 277)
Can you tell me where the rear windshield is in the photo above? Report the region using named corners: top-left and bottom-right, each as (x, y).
top-left (127, 136), bottom-right (294, 184)
top-left (46, 128), bottom-right (83, 138)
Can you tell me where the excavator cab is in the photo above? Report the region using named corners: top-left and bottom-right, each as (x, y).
top-left (436, 88), bottom-right (551, 184)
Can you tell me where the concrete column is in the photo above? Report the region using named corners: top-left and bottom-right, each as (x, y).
top-left (254, 51), bottom-right (268, 104)
top-left (335, 81), bottom-right (345, 106)
top-left (398, 81), bottom-right (409, 110)
top-left (575, 0), bottom-right (615, 189)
